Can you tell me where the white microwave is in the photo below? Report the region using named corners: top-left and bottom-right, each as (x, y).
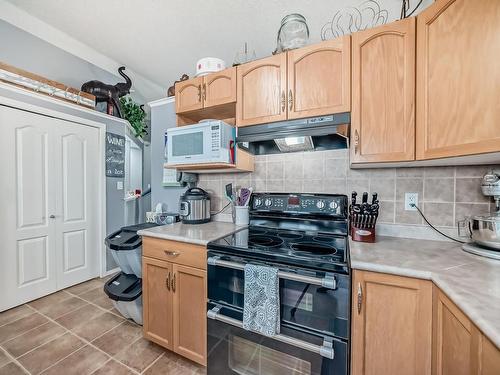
top-left (167, 120), bottom-right (236, 165)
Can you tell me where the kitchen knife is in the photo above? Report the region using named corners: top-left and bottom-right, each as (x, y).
top-left (372, 193), bottom-right (378, 205)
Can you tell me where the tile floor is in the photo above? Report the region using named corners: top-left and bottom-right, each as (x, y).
top-left (0, 277), bottom-right (206, 375)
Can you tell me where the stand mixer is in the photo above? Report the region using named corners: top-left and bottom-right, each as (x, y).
top-left (461, 170), bottom-right (500, 260)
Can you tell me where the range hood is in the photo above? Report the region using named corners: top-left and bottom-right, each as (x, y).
top-left (236, 113), bottom-right (350, 155)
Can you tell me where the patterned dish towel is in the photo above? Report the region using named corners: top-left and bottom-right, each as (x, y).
top-left (242, 264), bottom-right (280, 337)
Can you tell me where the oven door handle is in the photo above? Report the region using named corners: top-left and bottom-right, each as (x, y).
top-left (207, 256), bottom-right (336, 289)
top-left (207, 306), bottom-right (335, 359)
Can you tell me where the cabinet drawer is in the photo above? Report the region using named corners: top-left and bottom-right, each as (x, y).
top-left (142, 237), bottom-right (206, 270)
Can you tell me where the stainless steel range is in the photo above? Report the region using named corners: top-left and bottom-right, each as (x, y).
top-left (206, 193), bottom-right (350, 375)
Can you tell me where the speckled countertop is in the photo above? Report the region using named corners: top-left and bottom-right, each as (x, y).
top-left (138, 221), bottom-right (245, 246)
top-left (350, 236), bottom-right (500, 349)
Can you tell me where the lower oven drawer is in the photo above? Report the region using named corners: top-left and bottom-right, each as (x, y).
top-left (207, 303), bottom-right (348, 375)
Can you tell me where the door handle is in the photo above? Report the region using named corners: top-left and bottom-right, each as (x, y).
top-left (281, 90), bottom-right (286, 112)
top-left (49, 215), bottom-right (56, 219)
top-left (197, 84), bottom-right (202, 102)
top-left (354, 129), bottom-right (360, 154)
top-left (357, 283), bottom-right (363, 314)
top-left (172, 273), bottom-right (176, 292)
top-left (202, 83), bottom-right (207, 101)
top-left (166, 272), bottom-right (171, 291)
top-left (288, 89), bottom-right (293, 111)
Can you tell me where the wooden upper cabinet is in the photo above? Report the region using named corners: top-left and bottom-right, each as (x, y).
top-left (176, 77), bottom-right (203, 113)
top-left (203, 67), bottom-right (236, 107)
top-left (236, 53), bottom-right (287, 126)
top-left (433, 287), bottom-right (474, 375)
top-left (351, 18), bottom-right (416, 164)
top-left (416, 0), bottom-right (500, 160)
top-left (351, 270), bottom-right (432, 375)
top-left (287, 36), bottom-right (351, 119)
top-left (142, 257), bottom-right (173, 350)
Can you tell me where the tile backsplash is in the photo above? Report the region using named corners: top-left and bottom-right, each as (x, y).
top-left (198, 149), bottom-right (498, 229)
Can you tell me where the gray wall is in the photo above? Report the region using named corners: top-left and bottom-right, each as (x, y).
top-left (0, 20), bottom-right (147, 105)
top-left (150, 99), bottom-right (186, 212)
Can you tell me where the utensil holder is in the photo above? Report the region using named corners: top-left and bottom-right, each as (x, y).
top-left (234, 206), bottom-right (249, 225)
top-left (350, 224), bottom-right (376, 243)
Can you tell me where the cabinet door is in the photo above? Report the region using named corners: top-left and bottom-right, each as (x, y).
top-left (287, 36), bottom-right (351, 119)
top-left (236, 53), bottom-right (287, 126)
top-left (416, 0), bottom-right (500, 159)
top-left (203, 67), bottom-right (236, 107)
top-left (175, 76), bottom-right (203, 113)
top-left (351, 18), bottom-right (415, 163)
top-left (172, 264), bottom-right (207, 366)
top-left (351, 270), bottom-right (432, 375)
top-left (142, 257), bottom-right (173, 350)
top-left (433, 288), bottom-right (474, 375)
top-left (478, 334), bottom-right (500, 375)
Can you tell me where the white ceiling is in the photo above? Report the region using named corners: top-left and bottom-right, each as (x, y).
top-left (6, 0), bottom-right (432, 101)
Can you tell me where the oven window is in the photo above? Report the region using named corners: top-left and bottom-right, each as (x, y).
top-left (172, 132), bottom-right (204, 156)
top-left (229, 335), bottom-right (312, 375)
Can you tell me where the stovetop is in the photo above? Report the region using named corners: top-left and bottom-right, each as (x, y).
top-left (208, 226), bottom-right (349, 272)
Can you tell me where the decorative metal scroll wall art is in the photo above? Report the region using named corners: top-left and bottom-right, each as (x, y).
top-left (320, 0), bottom-right (389, 40)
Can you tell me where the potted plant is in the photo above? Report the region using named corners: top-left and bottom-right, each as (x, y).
top-left (119, 96), bottom-right (148, 138)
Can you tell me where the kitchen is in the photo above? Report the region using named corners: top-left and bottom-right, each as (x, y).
top-left (0, 0), bottom-right (499, 374)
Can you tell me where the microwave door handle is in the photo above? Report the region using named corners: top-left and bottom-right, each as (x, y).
top-left (207, 306), bottom-right (335, 359)
top-left (207, 256), bottom-right (336, 289)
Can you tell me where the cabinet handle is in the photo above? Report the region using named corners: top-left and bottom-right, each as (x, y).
top-left (357, 283), bottom-right (363, 314)
top-left (172, 273), bottom-right (176, 293)
top-left (354, 129), bottom-right (360, 154)
top-left (197, 84), bottom-right (202, 102)
top-left (166, 272), bottom-right (171, 291)
top-left (288, 89), bottom-right (293, 111)
top-left (281, 90), bottom-right (286, 112)
top-left (164, 250), bottom-right (180, 257)
top-left (202, 83), bottom-right (207, 101)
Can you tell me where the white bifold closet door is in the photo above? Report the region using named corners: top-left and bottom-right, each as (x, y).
top-left (0, 105), bottom-right (100, 311)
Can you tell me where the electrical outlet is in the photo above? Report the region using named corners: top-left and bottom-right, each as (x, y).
top-left (405, 192), bottom-right (418, 211)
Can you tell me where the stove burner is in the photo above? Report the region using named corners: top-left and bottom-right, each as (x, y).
top-left (290, 242), bottom-right (338, 255)
top-left (313, 236), bottom-right (335, 243)
top-left (278, 232), bottom-right (303, 240)
top-left (249, 235), bottom-right (284, 248)
top-left (250, 228), bottom-right (267, 234)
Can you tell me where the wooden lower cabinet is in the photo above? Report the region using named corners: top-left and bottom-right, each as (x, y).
top-left (142, 239), bottom-right (207, 366)
top-left (172, 264), bottom-right (207, 365)
top-left (352, 270), bottom-right (500, 375)
top-left (351, 270), bottom-right (432, 375)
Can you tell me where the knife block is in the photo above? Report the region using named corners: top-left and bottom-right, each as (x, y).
top-left (350, 222), bottom-right (376, 243)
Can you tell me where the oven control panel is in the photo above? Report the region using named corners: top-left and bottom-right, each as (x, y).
top-left (251, 193), bottom-right (347, 217)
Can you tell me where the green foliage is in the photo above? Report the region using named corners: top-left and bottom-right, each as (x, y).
top-left (119, 96), bottom-right (148, 138)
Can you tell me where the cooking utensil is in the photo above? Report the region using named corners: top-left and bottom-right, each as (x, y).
top-left (459, 214), bottom-right (500, 250)
top-left (179, 188), bottom-right (211, 224)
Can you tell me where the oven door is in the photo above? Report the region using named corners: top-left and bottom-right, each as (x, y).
top-left (207, 303), bottom-right (347, 375)
top-left (207, 251), bottom-right (350, 339)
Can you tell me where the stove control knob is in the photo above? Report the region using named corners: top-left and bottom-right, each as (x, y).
top-left (265, 198), bottom-right (273, 207)
top-left (254, 198), bottom-right (262, 207)
top-left (329, 201), bottom-right (339, 210)
top-left (316, 200), bottom-right (325, 209)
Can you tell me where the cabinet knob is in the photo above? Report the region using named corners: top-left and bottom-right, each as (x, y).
top-left (357, 283), bottom-right (363, 314)
top-left (288, 89), bottom-right (293, 111)
top-left (281, 90), bottom-right (286, 112)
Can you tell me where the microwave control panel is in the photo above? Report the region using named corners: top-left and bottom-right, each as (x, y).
top-left (211, 124), bottom-right (220, 151)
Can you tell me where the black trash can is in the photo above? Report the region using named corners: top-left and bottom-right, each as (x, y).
top-left (104, 272), bottom-right (143, 325)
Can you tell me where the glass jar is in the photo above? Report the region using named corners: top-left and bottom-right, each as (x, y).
top-left (277, 14), bottom-right (310, 53)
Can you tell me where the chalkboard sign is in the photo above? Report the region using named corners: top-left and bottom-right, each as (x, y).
top-left (105, 132), bottom-right (125, 177)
